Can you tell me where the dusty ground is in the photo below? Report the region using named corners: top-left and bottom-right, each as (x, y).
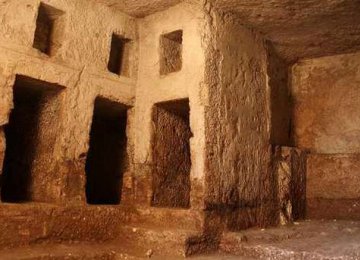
top-left (221, 220), bottom-right (360, 259)
top-left (0, 220), bottom-right (359, 259)
top-left (0, 243), bottom-right (250, 260)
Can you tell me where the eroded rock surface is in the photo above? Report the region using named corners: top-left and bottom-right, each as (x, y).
top-left (0, 0), bottom-right (359, 259)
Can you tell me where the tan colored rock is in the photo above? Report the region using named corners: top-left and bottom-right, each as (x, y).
top-left (0, 0), bottom-right (360, 258)
top-left (0, 0), bottom-right (137, 203)
top-left (134, 2), bottom-right (207, 208)
top-left (307, 153), bottom-right (360, 220)
top-left (212, 0), bottom-right (360, 63)
top-left (307, 154), bottom-right (360, 199)
top-left (292, 52), bottom-right (360, 154)
top-left (203, 9), bottom-right (276, 230)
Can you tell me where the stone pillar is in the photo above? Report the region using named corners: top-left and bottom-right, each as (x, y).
top-left (274, 146), bottom-right (307, 225)
top-left (57, 158), bottom-right (87, 204)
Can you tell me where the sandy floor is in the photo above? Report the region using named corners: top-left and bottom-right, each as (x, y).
top-left (0, 220), bottom-right (359, 259)
top-left (221, 219), bottom-right (360, 259)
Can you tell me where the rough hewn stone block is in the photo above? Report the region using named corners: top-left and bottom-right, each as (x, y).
top-left (274, 146), bottom-right (307, 224)
top-left (307, 153), bottom-right (360, 219)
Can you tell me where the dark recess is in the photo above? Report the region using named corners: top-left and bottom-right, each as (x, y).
top-left (1, 76), bottom-right (63, 202)
top-left (85, 97), bottom-right (128, 205)
top-left (107, 34), bottom-right (132, 77)
top-left (33, 3), bottom-right (64, 55)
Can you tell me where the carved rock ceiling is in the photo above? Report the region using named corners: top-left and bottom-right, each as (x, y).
top-left (97, 0), bottom-right (360, 62)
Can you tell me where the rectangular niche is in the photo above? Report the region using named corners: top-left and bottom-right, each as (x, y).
top-left (151, 98), bottom-right (192, 208)
top-left (160, 30), bottom-right (183, 75)
top-left (33, 2), bottom-right (64, 55)
top-left (85, 97), bottom-right (129, 205)
top-left (107, 33), bottom-right (132, 77)
top-left (1, 76), bottom-right (64, 203)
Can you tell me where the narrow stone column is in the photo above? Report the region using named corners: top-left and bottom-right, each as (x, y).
top-left (275, 146), bottom-right (307, 225)
top-left (57, 158), bottom-right (87, 204)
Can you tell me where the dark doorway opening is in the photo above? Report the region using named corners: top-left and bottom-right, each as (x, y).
top-left (151, 98), bottom-right (192, 208)
top-left (85, 97), bottom-right (128, 205)
top-left (1, 75), bottom-right (63, 202)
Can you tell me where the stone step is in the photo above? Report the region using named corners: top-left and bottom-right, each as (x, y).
top-left (0, 203), bottom-right (207, 257)
top-left (0, 203), bottom-right (204, 250)
top-left (0, 242), bottom-right (144, 260)
top-left (118, 225), bottom-right (200, 257)
top-left (0, 242), bottom-right (245, 260)
top-left (117, 205), bottom-right (204, 231)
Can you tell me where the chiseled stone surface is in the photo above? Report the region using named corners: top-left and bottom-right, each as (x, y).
top-left (274, 147), bottom-right (307, 225)
top-left (134, 2), bottom-right (207, 209)
top-left (292, 52), bottom-right (360, 154)
top-left (98, 0), bottom-right (360, 63)
top-left (212, 0), bottom-right (360, 63)
top-left (0, 0), bottom-right (138, 75)
top-left (151, 101), bottom-right (192, 208)
top-left (0, 0), bottom-right (360, 258)
top-left (0, 0), bottom-right (136, 203)
top-left (0, 0), bottom-right (210, 255)
top-left (292, 52), bottom-right (360, 220)
top-left (307, 154), bottom-right (360, 199)
top-left (203, 9), bottom-right (277, 230)
top-left (96, 0), bottom-right (181, 18)
top-left (307, 153), bottom-right (360, 220)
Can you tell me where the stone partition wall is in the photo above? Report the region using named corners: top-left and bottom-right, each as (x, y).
top-left (135, 2), bottom-right (207, 209)
top-left (203, 9), bottom-right (278, 231)
top-left (292, 52), bottom-right (360, 219)
top-left (0, 0), bottom-right (137, 203)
